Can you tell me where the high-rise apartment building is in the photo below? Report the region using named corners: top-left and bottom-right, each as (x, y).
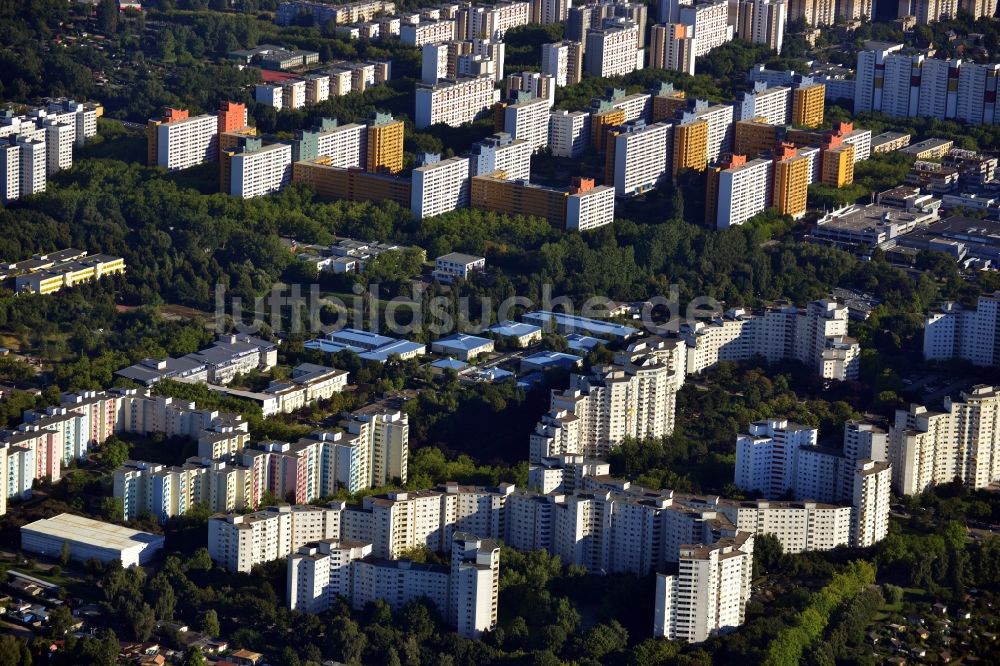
top-left (853, 41), bottom-right (905, 116)
top-left (291, 119), bottom-right (367, 168)
top-left (924, 293), bottom-right (1000, 366)
top-left (584, 21), bottom-right (642, 78)
top-left (771, 142), bottom-right (810, 219)
top-left (713, 155), bottom-right (773, 229)
top-left (411, 155), bottom-right (471, 219)
top-left (468, 132), bottom-right (533, 181)
top-left (787, 0), bottom-right (837, 25)
top-left (735, 419), bottom-right (818, 498)
top-left (736, 0), bottom-right (786, 53)
top-left (650, 23), bottom-right (697, 75)
top-left (654, 533), bottom-right (754, 643)
top-left (209, 505), bottom-right (342, 573)
top-left (13, 135), bottom-right (46, 197)
top-left (471, 173), bottom-right (615, 231)
top-left (651, 82), bottom-right (689, 121)
top-left (855, 42), bottom-right (1000, 124)
top-left (682, 299), bottom-right (860, 380)
top-left (548, 110), bottom-right (591, 158)
top-left (42, 120), bottom-right (74, 175)
top-left (791, 80), bottom-right (826, 127)
top-left (287, 532), bottom-right (499, 639)
top-left (735, 418), bottom-right (891, 547)
top-left (541, 40), bottom-right (583, 86)
top-left (0, 141), bottom-right (19, 202)
top-left (400, 19), bottom-right (457, 46)
top-left (606, 120), bottom-right (674, 196)
top-left (155, 113), bottom-right (219, 171)
top-left (851, 459), bottom-right (891, 548)
top-left (673, 119), bottom-right (709, 173)
top-left (531, 0), bottom-right (572, 23)
top-left (735, 84), bottom-right (791, 125)
top-left (457, 1), bottom-right (530, 40)
top-left (415, 75), bottom-right (500, 129)
top-left (676, 101), bottom-right (734, 163)
top-left (678, 0), bottom-right (732, 57)
top-left (821, 141), bottom-right (855, 188)
top-left (365, 112), bottom-right (404, 174)
top-left (730, 118), bottom-right (774, 156)
top-left (890, 385), bottom-right (1000, 494)
top-left (502, 97), bottom-right (551, 152)
top-left (229, 141), bottom-right (293, 199)
top-left (529, 343), bottom-right (685, 462)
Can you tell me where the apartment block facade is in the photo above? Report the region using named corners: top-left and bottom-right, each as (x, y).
top-left (923, 293), bottom-right (1000, 366)
top-left (890, 385), bottom-right (1000, 494)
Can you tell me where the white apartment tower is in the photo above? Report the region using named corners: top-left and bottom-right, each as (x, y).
top-left (548, 110), bottom-right (591, 158)
top-left (854, 42), bottom-right (905, 116)
top-left (677, 102), bottom-right (734, 163)
top-left (411, 155), bottom-right (472, 219)
top-left (650, 23), bottom-right (697, 76)
top-left (156, 114), bottom-right (218, 171)
top-left (735, 419), bottom-right (818, 498)
top-left (502, 97), bottom-right (551, 152)
top-left (0, 141), bottom-right (20, 202)
top-left (735, 84), bottom-right (791, 126)
top-left (17, 136), bottom-right (46, 197)
top-left (584, 21), bottom-right (642, 78)
top-left (678, 0), bottom-right (732, 57)
top-left (230, 143), bottom-right (293, 199)
top-left (608, 120), bottom-right (674, 197)
top-left (715, 157), bottom-right (773, 229)
top-left (736, 0), bottom-right (786, 53)
top-left (43, 120), bottom-right (74, 174)
top-left (450, 532), bottom-right (501, 638)
top-left (530, 342), bottom-right (685, 462)
top-left (469, 132), bottom-right (533, 181)
top-left (654, 533), bottom-right (754, 643)
top-left (850, 459), bottom-right (891, 548)
top-left (890, 385), bottom-right (1000, 494)
top-left (541, 40), bottom-right (583, 86)
top-left (415, 75), bottom-right (500, 129)
top-left (924, 294), bottom-right (1000, 367)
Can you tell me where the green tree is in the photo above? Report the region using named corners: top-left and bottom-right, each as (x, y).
top-left (182, 646), bottom-right (208, 666)
top-left (200, 609), bottom-right (220, 638)
top-left (59, 540), bottom-right (71, 567)
top-left (147, 572), bottom-right (176, 620)
top-left (99, 437), bottom-right (131, 471)
top-left (130, 602), bottom-right (156, 641)
top-left (0, 635), bottom-right (32, 666)
top-left (47, 604), bottom-right (75, 637)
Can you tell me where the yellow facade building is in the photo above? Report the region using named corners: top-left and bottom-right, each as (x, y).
top-left (734, 118), bottom-right (778, 157)
top-left (772, 144), bottom-right (810, 219)
top-left (821, 143), bottom-right (855, 188)
top-left (591, 108), bottom-right (626, 153)
top-left (366, 113), bottom-right (405, 174)
top-left (791, 83), bottom-right (826, 128)
top-left (292, 160), bottom-right (411, 206)
top-left (673, 120), bottom-right (708, 174)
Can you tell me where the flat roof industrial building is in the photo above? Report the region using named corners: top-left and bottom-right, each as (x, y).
top-left (21, 513), bottom-right (165, 568)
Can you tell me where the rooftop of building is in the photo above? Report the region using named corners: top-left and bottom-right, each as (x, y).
top-left (436, 251), bottom-right (485, 264)
top-left (21, 513), bottom-right (164, 549)
top-left (487, 320), bottom-right (541, 337)
top-left (816, 204), bottom-right (935, 232)
top-left (521, 351), bottom-right (582, 368)
top-left (432, 333), bottom-right (493, 351)
top-left (430, 357), bottom-right (470, 371)
top-left (900, 138), bottom-right (954, 154)
top-left (521, 310), bottom-right (638, 339)
top-left (358, 340), bottom-right (426, 362)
